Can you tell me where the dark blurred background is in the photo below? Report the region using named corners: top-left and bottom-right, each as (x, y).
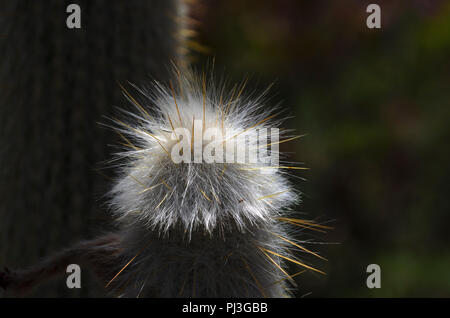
top-left (1, 0), bottom-right (449, 298)
top-left (190, 0), bottom-right (450, 297)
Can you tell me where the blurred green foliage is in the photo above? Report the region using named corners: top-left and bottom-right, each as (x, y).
top-left (194, 0), bottom-right (450, 297)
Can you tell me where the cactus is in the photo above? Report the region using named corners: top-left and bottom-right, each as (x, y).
top-left (0, 1), bottom-right (325, 298)
top-left (0, 0), bottom-right (186, 297)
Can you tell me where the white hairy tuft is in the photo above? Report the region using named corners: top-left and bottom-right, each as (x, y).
top-left (104, 68), bottom-right (325, 297)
